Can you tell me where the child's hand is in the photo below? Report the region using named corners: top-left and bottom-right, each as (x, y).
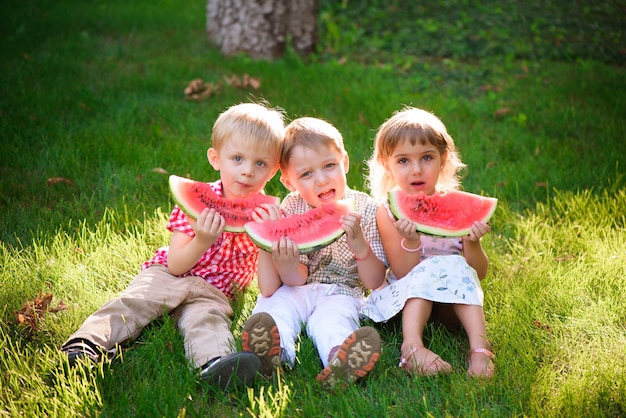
top-left (270, 236), bottom-right (300, 269)
top-left (394, 218), bottom-right (421, 241)
top-left (341, 212), bottom-right (369, 257)
top-left (271, 236), bottom-right (300, 258)
top-left (341, 212), bottom-right (364, 239)
top-left (466, 221), bottom-right (491, 242)
top-left (193, 208), bottom-right (225, 245)
top-left (251, 203), bottom-right (281, 223)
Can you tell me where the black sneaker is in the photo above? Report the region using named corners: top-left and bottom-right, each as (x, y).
top-left (61, 338), bottom-right (114, 367)
top-left (199, 352), bottom-right (261, 389)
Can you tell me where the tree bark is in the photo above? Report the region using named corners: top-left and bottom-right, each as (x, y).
top-left (206, 0), bottom-right (318, 59)
top-left (286, 0), bottom-right (317, 56)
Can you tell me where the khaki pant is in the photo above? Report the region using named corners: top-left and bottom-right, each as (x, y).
top-left (66, 265), bottom-right (235, 368)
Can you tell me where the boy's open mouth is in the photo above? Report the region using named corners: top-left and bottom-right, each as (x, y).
top-left (318, 190), bottom-right (335, 202)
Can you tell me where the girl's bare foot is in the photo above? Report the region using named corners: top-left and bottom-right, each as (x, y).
top-left (399, 345), bottom-right (453, 376)
top-left (467, 348), bottom-right (494, 378)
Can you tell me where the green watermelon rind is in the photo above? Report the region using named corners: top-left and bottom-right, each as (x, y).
top-left (243, 199), bottom-right (355, 254)
top-left (388, 190), bottom-right (497, 237)
top-left (247, 226), bottom-right (345, 254)
top-left (169, 175), bottom-right (279, 233)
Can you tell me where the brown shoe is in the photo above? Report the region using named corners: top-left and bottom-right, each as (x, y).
top-left (242, 312), bottom-right (282, 376)
top-left (316, 326), bottom-right (381, 388)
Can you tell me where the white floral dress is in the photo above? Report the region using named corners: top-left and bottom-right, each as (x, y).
top-left (360, 235), bottom-right (483, 323)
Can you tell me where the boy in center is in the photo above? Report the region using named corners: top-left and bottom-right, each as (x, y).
top-left (242, 116), bottom-right (388, 387)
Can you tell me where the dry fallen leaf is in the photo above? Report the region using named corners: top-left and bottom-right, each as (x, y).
top-left (479, 84), bottom-right (502, 93)
top-left (184, 78), bottom-right (221, 101)
top-left (47, 177), bottom-right (73, 186)
top-left (14, 290), bottom-right (68, 332)
top-left (556, 254), bottom-right (577, 262)
top-left (224, 74), bottom-right (261, 89)
top-left (358, 112), bottom-right (369, 126)
top-left (243, 74), bottom-right (261, 89)
top-left (185, 74), bottom-right (259, 102)
top-left (493, 107), bottom-right (513, 118)
top-left (184, 78), bottom-right (206, 96)
top-left (532, 320), bottom-right (551, 332)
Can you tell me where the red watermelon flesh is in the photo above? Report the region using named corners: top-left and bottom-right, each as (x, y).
top-left (169, 175), bottom-right (279, 232)
top-left (388, 190), bottom-right (497, 237)
top-left (243, 199), bottom-right (354, 253)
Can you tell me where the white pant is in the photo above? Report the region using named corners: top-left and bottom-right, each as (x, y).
top-left (252, 283), bottom-right (365, 367)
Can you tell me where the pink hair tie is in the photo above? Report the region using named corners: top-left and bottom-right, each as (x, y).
top-left (400, 238), bottom-right (422, 253)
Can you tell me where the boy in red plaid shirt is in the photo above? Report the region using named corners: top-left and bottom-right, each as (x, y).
top-left (61, 102), bottom-right (285, 389)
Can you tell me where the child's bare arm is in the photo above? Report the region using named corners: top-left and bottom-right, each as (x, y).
top-left (167, 208), bottom-right (224, 276)
top-left (251, 202), bottom-right (282, 296)
top-left (256, 250), bottom-right (283, 297)
top-left (462, 221), bottom-right (490, 279)
top-left (342, 212), bottom-right (386, 289)
top-left (377, 206), bottom-right (422, 279)
top-left (271, 237), bottom-right (308, 286)
top-left (253, 203), bottom-right (307, 295)
top-left (257, 239), bottom-right (307, 296)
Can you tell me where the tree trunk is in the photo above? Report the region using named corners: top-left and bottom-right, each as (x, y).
top-left (206, 0), bottom-right (318, 59)
top-left (286, 0), bottom-right (317, 56)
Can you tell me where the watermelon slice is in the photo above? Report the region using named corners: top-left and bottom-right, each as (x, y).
top-left (243, 199), bottom-right (354, 254)
top-left (169, 175), bottom-right (279, 232)
top-left (388, 190), bottom-right (497, 237)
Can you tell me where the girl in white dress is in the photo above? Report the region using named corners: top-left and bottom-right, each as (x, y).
top-left (362, 107), bottom-right (494, 378)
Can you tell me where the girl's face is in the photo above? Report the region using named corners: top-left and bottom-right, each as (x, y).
top-left (384, 138), bottom-right (446, 196)
top-left (281, 143), bottom-right (349, 208)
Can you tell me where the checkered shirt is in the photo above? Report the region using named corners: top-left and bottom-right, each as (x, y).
top-left (142, 180), bottom-right (259, 300)
top-left (280, 188), bottom-right (388, 298)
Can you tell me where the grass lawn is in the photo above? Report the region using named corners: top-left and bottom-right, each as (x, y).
top-left (1, 0), bottom-right (625, 416)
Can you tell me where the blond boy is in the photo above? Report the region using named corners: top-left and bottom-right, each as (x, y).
top-left (61, 103), bottom-right (285, 389)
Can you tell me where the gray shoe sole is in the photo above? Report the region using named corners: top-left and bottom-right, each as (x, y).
top-left (241, 312), bottom-right (282, 376)
top-left (316, 326), bottom-right (381, 387)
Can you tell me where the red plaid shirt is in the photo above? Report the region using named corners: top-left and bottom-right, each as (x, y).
top-left (142, 180), bottom-right (260, 300)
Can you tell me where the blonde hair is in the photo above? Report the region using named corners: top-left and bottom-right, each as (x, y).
top-left (367, 107), bottom-right (466, 201)
top-left (211, 102), bottom-right (285, 158)
top-left (281, 117), bottom-right (347, 170)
